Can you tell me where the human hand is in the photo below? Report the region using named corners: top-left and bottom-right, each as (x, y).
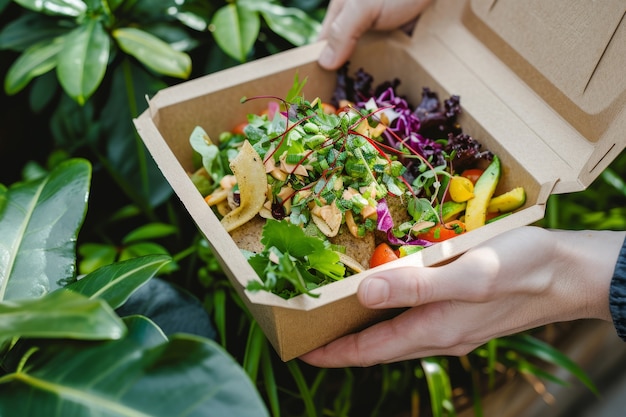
top-left (318, 0), bottom-right (432, 70)
top-left (300, 226), bottom-right (624, 367)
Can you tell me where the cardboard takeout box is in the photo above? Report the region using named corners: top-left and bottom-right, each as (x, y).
top-left (134, 0), bottom-right (626, 361)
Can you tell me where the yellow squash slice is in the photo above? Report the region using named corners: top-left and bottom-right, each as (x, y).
top-left (220, 140), bottom-right (268, 232)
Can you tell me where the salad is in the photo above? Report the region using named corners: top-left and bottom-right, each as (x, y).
top-left (189, 66), bottom-right (525, 299)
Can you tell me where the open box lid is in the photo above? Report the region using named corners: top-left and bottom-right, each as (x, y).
top-left (410, 0), bottom-right (625, 193)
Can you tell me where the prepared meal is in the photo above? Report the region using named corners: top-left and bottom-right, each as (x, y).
top-left (189, 66), bottom-right (526, 299)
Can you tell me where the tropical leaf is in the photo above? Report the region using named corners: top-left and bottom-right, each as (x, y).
top-left (57, 18), bottom-right (110, 105)
top-left (0, 289), bottom-right (125, 340)
top-left (210, 3), bottom-right (260, 62)
top-left (0, 159), bottom-right (91, 301)
top-left (13, 0), bottom-right (87, 17)
top-left (0, 316), bottom-right (269, 417)
top-left (66, 254), bottom-right (172, 309)
top-left (113, 27), bottom-right (191, 79)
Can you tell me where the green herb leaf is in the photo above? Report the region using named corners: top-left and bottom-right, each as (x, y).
top-left (260, 219), bottom-right (326, 258)
top-left (190, 126), bottom-right (226, 185)
top-left (247, 220), bottom-right (345, 298)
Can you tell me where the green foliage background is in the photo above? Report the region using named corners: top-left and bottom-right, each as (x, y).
top-left (0, 0), bottom-right (624, 416)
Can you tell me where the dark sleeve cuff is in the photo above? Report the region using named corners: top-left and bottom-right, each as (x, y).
top-left (609, 235), bottom-right (626, 341)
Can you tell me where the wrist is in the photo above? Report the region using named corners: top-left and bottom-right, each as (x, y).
top-left (551, 229), bottom-right (626, 322)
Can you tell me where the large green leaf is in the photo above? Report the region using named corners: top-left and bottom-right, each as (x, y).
top-left (244, 1), bottom-right (321, 46)
top-left (4, 37), bottom-right (64, 95)
top-left (0, 159), bottom-right (91, 300)
top-left (66, 254), bottom-right (172, 309)
top-left (0, 289), bottom-right (125, 340)
top-left (13, 0), bottom-right (87, 16)
top-left (0, 316), bottom-right (270, 417)
top-left (113, 27), bottom-right (191, 79)
top-left (57, 18), bottom-right (110, 105)
top-left (210, 4), bottom-right (260, 62)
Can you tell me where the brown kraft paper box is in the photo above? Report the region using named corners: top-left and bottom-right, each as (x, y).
top-left (134, 0), bottom-right (626, 361)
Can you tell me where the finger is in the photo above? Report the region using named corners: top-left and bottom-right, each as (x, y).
top-left (300, 302), bottom-right (481, 367)
top-left (358, 241), bottom-right (507, 309)
top-left (318, 0), bottom-right (382, 70)
top-left (317, 0), bottom-right (346, 40)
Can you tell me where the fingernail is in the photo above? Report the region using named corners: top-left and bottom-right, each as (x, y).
top-left (361, 277), bottom-right (389, 306)
top-left (318, 47), bottom-right (336, 69)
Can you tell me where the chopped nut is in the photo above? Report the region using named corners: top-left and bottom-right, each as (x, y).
top-left (311, 201), bottom-right (342, 237)
top-left (345, 210), bottom-right (359, 238)
top-left (361, 204), bottom-right (377, 219)
top-left (279, 152), bottom-right (309, 177)
top-left (219, 174), bottom-right (237, 190)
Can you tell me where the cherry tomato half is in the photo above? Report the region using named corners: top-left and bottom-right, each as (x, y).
top-left (232, 121), bottom-right (248, 135)
top-left (321, 102), bottom-right (337, 115)
top-left (418, 220), bottom-right (466, 243)
top-left (369, 242), bottom-right (399, 268)
top-left (461, 168), bottom-right (484, 185)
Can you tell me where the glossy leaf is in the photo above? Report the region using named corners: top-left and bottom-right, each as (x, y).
top-left (0, 159), bottom-right (90, 300)
top-left (0, 316), bottom-right (270, 417)
top-left (113, 27), bottom-right (191, 79)
top-left (211, 4), bottom-right (260, 62)
top-left (66, 254), bottom-right (172, 309)
top-left (245, 2), bottom-right (321, 46)
top-left (13, 0), bottom-right (87, 16)
top-left (57, 18), bottom-right (110, 105)
top-left (4, 38), bottom-right (63, 95)
top-left (0, 289), bottom-right (125, 340)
